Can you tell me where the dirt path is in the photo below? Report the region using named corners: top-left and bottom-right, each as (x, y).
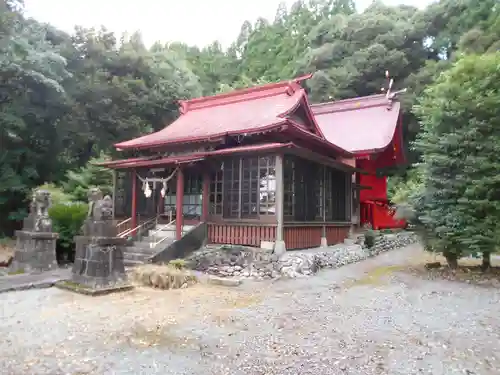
top-left (1, 244), bottom-right (499, 375)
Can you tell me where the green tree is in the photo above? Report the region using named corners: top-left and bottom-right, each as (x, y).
top-left (0, 11), bottom-right (203, 235)
top-left (303, 3), bottom-right (428, 101)
top-left (422, 0), bottom-right (499, 59)
top-left (414, 53), bottom-right (500, 269)
top-left (0, 4), bottom-right (72, 234)
top-left (61, 153), bottom-right (114, 202)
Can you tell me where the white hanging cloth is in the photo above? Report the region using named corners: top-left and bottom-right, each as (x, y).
top-left (137, 167), bottom-right (179, 199)
top-left (160, 180), bottom-right (167, 198)
top-left (143, 178), bottom-right (152, 198)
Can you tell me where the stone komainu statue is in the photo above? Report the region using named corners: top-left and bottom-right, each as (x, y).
top-left (87, 187), bottom-right (113, 221)
top-left (31, 189), bottom-right (52, 232)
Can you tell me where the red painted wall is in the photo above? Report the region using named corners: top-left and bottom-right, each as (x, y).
top-left (359, 173), bottom-right (388, 202)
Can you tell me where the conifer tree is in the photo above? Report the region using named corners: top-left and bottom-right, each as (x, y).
top-left (414, 53), bottom-right (500, 269)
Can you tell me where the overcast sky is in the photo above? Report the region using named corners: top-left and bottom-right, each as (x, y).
top-left (24, 0), bottom-right (433, 48)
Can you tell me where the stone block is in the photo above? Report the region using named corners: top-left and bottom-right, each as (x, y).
top-left (81, 219), bottom-right (117, 237)
top-left (207, 276), bottom-right (242, 287)
top-left (10, 231), bottom-right (58, 273)
top-left (71, 239), bottom-right (129, 290)
top-left (260, 241), bottom-right (275, 250)
top-left (55, 280), bottom-right (133, 296)
top-left (273, 240), bottom-right (287, 255)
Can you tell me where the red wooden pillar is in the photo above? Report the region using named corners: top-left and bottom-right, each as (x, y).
top-left (201, 170), bottom-right (210, 222)
top-left (131, 169), bottom-right (138, 233)
top-left (176, 167), bottom-right (184, 240)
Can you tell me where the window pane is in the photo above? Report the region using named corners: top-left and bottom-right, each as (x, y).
top-left (223, 158), bottom-right (241, 218)
top-left (258, 155), bottom-right (276, 215)
top-left (241, 156), bottom-right (259, 217)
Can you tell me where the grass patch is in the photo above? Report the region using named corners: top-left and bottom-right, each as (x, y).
top-left (344, 265), bottom-right (407, 288)
top-left (7, 268), bottom-right (24, 275)
top-left (118, 323), bottom-right (199, 349)
top-left (224, 293), bottom-right (262, 309)
top-left (168, 258), bottom-right (187, 270)
top-left (130, 264), bottom-right (198, 290)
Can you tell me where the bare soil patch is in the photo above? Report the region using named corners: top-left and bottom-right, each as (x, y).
top-left (406, 251), bottom-right (500, 287)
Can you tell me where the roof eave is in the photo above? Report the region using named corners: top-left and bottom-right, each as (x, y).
top-left (114, 120), bottom-right (289, 152)
top-left (286, 121), bottom-right (353, 157)
top-left (94, 156), bottom-right (153, 167)
top-left (283, 146), bottom-right (361, 173)
top-left (106, 142), bottom-right (295, 169)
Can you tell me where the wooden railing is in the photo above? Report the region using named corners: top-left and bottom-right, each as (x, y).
top-left (148, 206), bottom-right (199, 249)
top-left (115, 218), bottom-right (132, 234)
top-left (117, 215), bottom-right (158, 239)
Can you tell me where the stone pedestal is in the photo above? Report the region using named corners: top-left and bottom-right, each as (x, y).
top-left (10, 230), bottom-right (58, 273)
top-left (71, 220), bottom-right (129, 289)
top-left (320, 237), bottom-right (328, 248)
top-left (273, 240), bottom-right (287, 255)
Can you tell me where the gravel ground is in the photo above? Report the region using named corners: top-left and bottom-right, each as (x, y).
top-left (1, 243), bottom-right (499, 375)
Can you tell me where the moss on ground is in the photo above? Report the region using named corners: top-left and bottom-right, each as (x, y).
top-left (7, 268), bottom-right (25, 275)
top-left (344, 265), bottom-right (407, 288)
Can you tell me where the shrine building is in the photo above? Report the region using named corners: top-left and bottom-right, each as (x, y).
top-left (101, 74), bottom-right (405, 255)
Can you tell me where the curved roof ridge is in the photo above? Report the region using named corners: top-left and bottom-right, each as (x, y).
top-left (310, 93), bottom-right (388, 108)
top-left (179, 74), bottom-right (312, 113)
top-left (311, 94), bottom-right (398, 115)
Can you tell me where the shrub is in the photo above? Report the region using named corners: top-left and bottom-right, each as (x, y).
top-left (0, 237), bottom-right (14, 249)
top-left (130, 265), bottom-right (198, 289)
top-left (168, 258), bottom-right (187, 270)
top-left (49, 202), bottom-right (88, 262)
top-left (364, 229), bottom-right (376, 249)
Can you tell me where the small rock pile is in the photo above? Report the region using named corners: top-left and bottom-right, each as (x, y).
top-left (187, 231), bottom-right (419, 280)
top-left (366, 232), bottom-right (418, 256)
top-left (186, 245), bottom-right (281, 279)
top-left (130, 264), bottom-right (198, 289)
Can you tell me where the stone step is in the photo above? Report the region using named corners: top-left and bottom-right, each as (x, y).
top-left (149, 229), bottom-right (175, 236)
top-left (123, 259), bottom-right (145, 267)
top-left (133, 239), bottom-right (175, 250)
top-left (150, 225), bottom-right (194, 234)
top-left (123, 252), bottom-right (152, 262)
top-left (143, 234), bottom-right (176, 242)
top-left (126, 249), bottom-right (156, 258)
top-left (131, 242), bottom-right (155, 251)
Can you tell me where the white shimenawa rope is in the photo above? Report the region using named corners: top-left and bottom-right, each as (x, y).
top-left (137, 167), bottom-right (179, 198)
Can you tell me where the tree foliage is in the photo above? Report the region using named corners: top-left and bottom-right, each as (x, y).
top-left (414, 53), bottom-right (500, 267)
top-left (60, 153), bottom-right (114, 202)
top-left (0, 2), bottom-right (201, 234)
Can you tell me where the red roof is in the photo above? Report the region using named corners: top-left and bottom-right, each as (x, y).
top-left (114, 75), bottom-right (323, 151)
top-left (311, 94), bottom-right (401, 154)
